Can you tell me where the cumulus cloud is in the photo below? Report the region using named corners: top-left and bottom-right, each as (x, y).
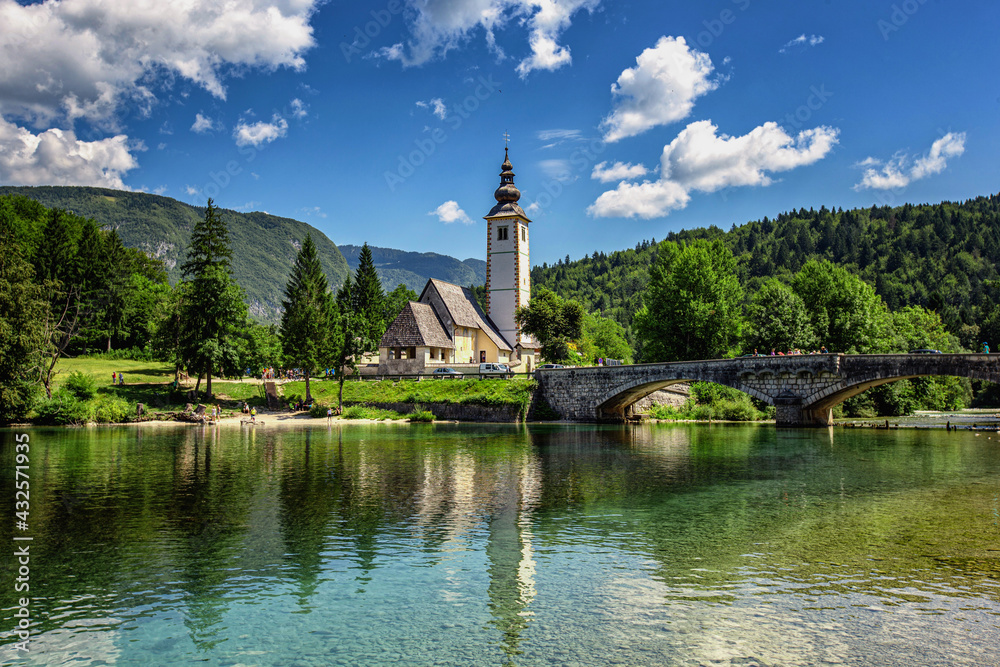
top-left (780, 34), bottom-right (824, 53)
top-left (854, 132), bottom-right (966, 191)
top-left (290, 98), bottom-right (308, 119)
top-left (416, 98), bottom-right (448, 120)
top-left (376, 0), bottom-right (598, 77)
top-left (0, 0), bottom-right (319, 126)
top-left (0, 116), bottom-right (138, 189)
top-left (589, 120), bottom-right (839, 219)
top-left (601, 36), bottom-right (718, 143)
top-left (190, 113), bottom-right (218, 134)
top-left (233, 114), bottom-right (289, 147)
top-left (591, 161), bottom-right (648, 183)
top-left (430, 200), bottom-right (474, 225)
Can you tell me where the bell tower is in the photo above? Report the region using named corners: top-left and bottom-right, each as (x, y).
top-left (484, 145), bottom-right (532, 356)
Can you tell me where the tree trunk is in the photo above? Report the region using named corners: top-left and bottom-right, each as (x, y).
top-left (106, 337), bottom-right (111, 353)
top-left (195, 374), bottom-right (202, 394)
top-left (305, 373), bottom-right (311, 402)
top-left (206, 364), bottom-right (213, 399)
top-left (338, 376), bottom-right (345, 414)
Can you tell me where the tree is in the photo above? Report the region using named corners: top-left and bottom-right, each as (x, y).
top-left (385, 283), bottom-right (417, 325)
top-left (330, 275), bottom-right (356, 413)
top-left (744, 278), bottom-right (816, 353)
top-left (280, 235), bottom-right (334, 402)
top-left (514, 287), bottom-right (583, 364)
top-left (178, 199), bottom-right (248, 398)
top-left (0, 235), bottom-right (47, 422)
top-left (791, 260), bottom-right (891, 353)
top-left (352, 243), bottom-right (386, 355)
top-left (577, 312), bottom-right (633, 364)
top-left (634, 239), bottom-right (743, 362)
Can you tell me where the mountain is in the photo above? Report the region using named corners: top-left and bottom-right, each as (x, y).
top-left (339, 244), bottom-right (487, 292)
top-left (0, 185), bottom-right (350, 320)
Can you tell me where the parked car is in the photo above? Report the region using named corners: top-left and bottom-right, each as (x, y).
top-left (537, 363), bottom-right (565, 370)
top-left (479, 362), bottom-right (513, 379)
top-left (431, 367), bottom-right (464, 378)
top-left (909, 348), bottom-right (943, 354)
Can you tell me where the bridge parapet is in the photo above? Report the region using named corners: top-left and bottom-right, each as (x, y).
top-left (534, 353), bottom-right (1000, 426)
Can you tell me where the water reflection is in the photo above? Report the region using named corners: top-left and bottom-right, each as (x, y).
top-left (2, 423), bottom-right (999, 665)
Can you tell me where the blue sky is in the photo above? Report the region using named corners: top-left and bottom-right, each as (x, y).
top-left (1, 0), bottom-right (997, 267)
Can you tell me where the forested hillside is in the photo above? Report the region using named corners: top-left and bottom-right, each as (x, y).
top-left (0, 186), bottom-right (349, 320)
top-left (339, 244), bottom-right (487, 292)
top-left (533, 193), bottom-right (1000, 353)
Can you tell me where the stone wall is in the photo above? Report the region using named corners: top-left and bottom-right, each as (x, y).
top-left (363, 401), bottom-right (524, 422)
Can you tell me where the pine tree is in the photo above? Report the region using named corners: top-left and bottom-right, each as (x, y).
top-left (280, 235), bottom-right (334, 402)
top-left (351, 242), bottom-right (386, 356)
top-left (179, 199), bottom-right (247, 398)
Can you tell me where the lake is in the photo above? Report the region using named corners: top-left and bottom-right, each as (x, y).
top-left (2, 422), bottom-right (999, 666)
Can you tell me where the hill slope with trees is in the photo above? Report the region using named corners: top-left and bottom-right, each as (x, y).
top-left (0, 186), bottom-right (350, 320)
top-left (339, 244), bottom-right (487, 292)
top-left (532, 193), bottom-right (1000, 354)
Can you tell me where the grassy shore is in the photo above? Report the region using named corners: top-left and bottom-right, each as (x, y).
top-left (37, 356), bottom-right (536, 424)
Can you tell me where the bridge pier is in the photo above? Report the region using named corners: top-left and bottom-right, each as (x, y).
top-left (773, 394), bottom-right (832, 427)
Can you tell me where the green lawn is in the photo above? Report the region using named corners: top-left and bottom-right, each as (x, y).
top-left (284, 377), bottom-right (536, 411)
top-left (54, 357), bottom-right (176, 388)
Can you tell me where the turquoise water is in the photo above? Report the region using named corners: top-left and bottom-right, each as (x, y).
top-left (2, 423), bottom-right (999, 666)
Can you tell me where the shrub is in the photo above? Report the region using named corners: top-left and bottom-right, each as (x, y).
top-left (406, 410), bottom-right (435, 422)
top-left (64, 371), bottom-right (98, 400)
top-left (93, 395), bottom-right (132, 423)
top-left (34, 390), bottom-right (93, 425)
top-left (309, 403), bottom-right (330, 418)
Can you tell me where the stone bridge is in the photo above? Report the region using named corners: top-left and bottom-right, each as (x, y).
top-left (534, 354), bottom-right (1000, 426)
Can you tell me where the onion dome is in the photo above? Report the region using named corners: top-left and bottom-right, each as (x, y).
top-left (485, 147), bottom-right (530, 220)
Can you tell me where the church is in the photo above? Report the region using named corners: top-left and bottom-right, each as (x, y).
top-left (378, 147), bottom-right (540, 374)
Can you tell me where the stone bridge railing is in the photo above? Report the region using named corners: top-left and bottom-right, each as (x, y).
top-left (534, 354), bottom-right (1000, 426)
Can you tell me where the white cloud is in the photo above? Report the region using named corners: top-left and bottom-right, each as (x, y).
top-left (780, 34), bottom-right (824, 53)
top-left (185, 185), bottom-right (200, 196)
top-left (0, 0), bottom-right (319, 126)
top-left (416, 98), bottom-right (447, 120)
top-left (854, 132), bottom-right (966, 191)
top-left (430, 200), bottom-right (474, 225)
top-left (299, 205), bottom-right (326, 218)
top-left (233, 114), bottom-right (289, 147)
top-left (153, 185), bottom-right (167, 195)
top-left (290, 98), bottom-right (308, 119)
top-left (0, 116), bottom-right (137, 189)
top-left (589, 120), bottom-right (839, 219)
top-left (376, 0), bottom-right (598, 77)
top-left (190, 113), bottom-right (217, 134)
top-left (601, 36), bottom-right (718, 143)
top-left (591, 161), bottom-right (648, 183)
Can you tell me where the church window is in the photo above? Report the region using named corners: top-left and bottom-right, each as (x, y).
top-left (498, 225), bottom-right (508, 240)
top-left (521, 227), bottom-right (526, 241)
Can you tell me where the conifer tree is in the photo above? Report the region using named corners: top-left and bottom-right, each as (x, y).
top-left (280, 234), bottom-right (333, 402)
top-left (351, 243), bottom-right (386, 356)
top-left (179, 199), bottom-right (247, 398)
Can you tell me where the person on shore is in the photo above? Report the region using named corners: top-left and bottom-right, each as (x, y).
top-left (118, 373), bottom-right (124, 385)
top-left (112, 372), bottom-right (116, 384)
top-left (326, 407), bottom-right (333, 422)
top-left (983, 341), bottom-right (990, 354)
top-left (821, 345), bottom-right (828, 354)
top-left (250, 407), bottom-right (257, 423)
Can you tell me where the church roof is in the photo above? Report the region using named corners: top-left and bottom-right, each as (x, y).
top-left (420, 279), bottom-right (513, 351)
top-left (379, 301), bottom-right (454, 349)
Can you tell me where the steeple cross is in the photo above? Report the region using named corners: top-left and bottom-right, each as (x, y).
top-left (503, 131), bottom-right (510, 148)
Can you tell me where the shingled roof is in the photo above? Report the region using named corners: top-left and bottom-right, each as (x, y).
top-left (379, 301), bottom-right (454, 349)
top-left (420, 279), bottom-right (512, 351)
